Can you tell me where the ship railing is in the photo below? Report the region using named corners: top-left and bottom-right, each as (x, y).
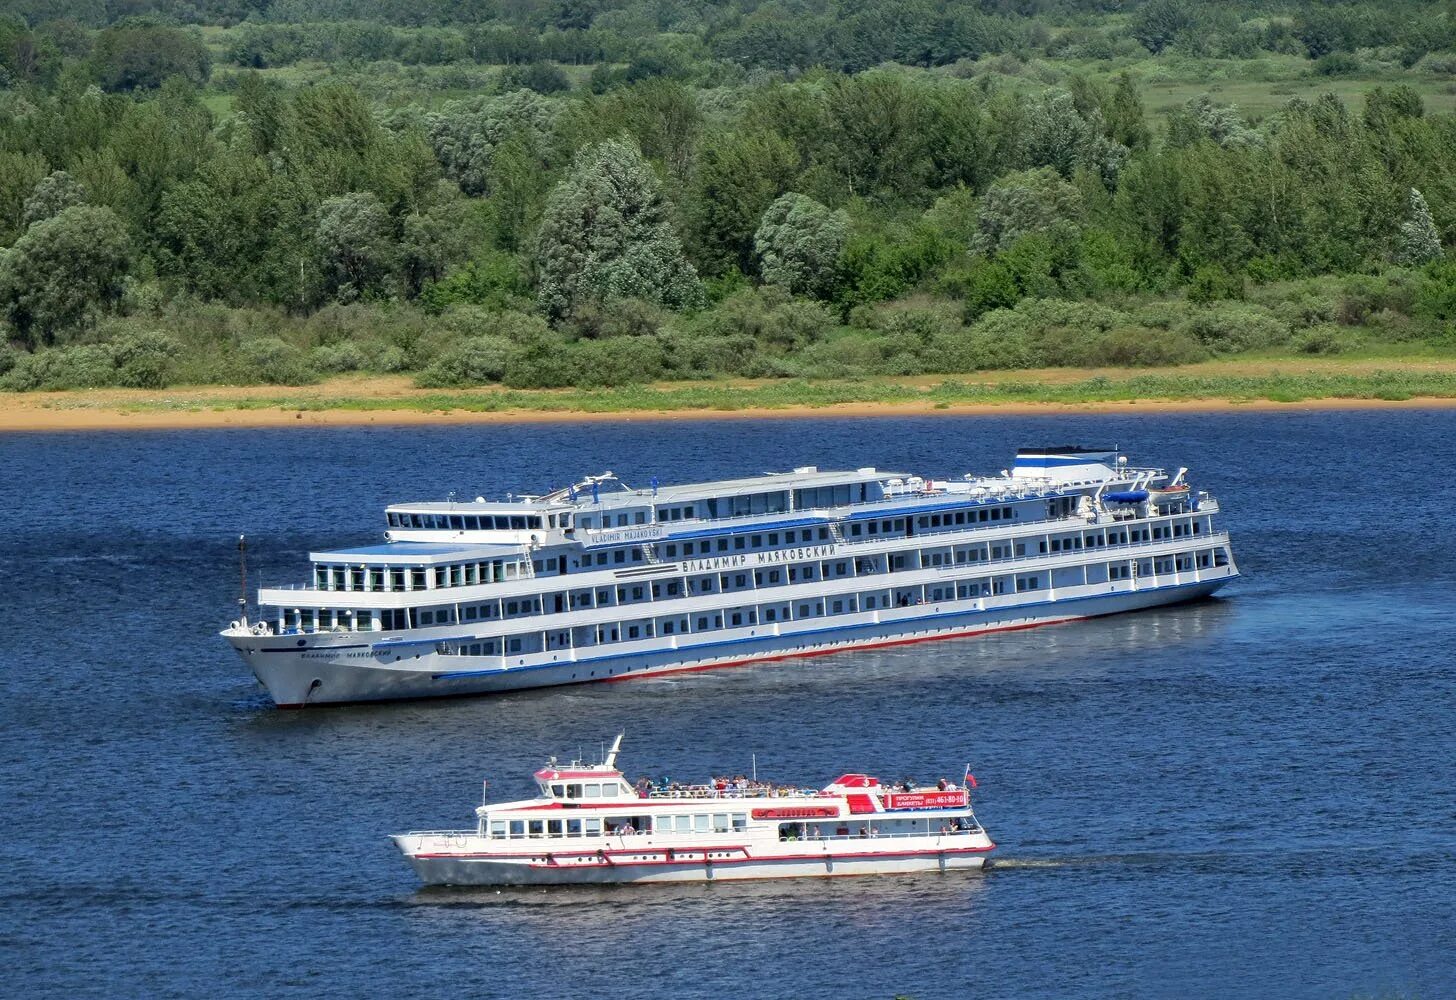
top-left (783, 826), bottom-right (984, 842)
top-left (924, 529), bottom-right (1231, 572)
top-left (581, 469), bottom-right (1170, 538)
top-left (644, 784), bottom-right (821, 799)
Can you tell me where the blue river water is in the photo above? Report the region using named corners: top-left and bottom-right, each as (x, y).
top-left (2, 411), bottom-right (1454, 999)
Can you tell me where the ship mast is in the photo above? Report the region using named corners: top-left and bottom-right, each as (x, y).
top-left (237, 534), bottom-right (249, 628)
top-left (604, 733), bottom-right (624, 769)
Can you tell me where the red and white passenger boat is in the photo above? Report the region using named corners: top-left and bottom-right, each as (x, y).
top-left (393, 736), bottom-right (995, 885)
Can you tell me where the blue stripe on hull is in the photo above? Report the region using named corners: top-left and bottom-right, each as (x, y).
top-left (241, 576), bottom-right (1232, 705)
top-left (432, 576), bottom-right (1232, 682)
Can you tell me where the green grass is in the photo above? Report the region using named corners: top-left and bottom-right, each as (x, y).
top-left (92, 369), bottom-right (1456, 418)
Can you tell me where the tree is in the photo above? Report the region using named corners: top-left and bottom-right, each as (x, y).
top-left (426, 90), bottom-right (560, 197)
top-left (972, 168), bottom-right (1085, 255)
top-left (91, 24), bottom-right (210, 92)
top-left (1396, 188), bottom-right (1443, 265)
top-left (22, 170), bottom-right (87, 228)
top-left (754, 193), bottom-right (848, 300)
top-left (1166, 95), bottom-right (1259, 149)
top-left (316, 192), bottom-right (399, 302)
top-left (689, 129), bottom-right (799, 277)
top-left (0, 205), bottom-right (131, 347)
top-left (1105, 73), bottom-right (1151, 151)
top-left (534, 138), bottom-right (701, 321)
top-left (1131, 0), bottom-right (1197, 54)
top-left (1022, 89), bottom-right (1127, 185)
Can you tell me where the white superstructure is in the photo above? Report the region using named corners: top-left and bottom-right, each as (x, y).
top-left (393, 736), bottom-right (995, 885)
top-left (222, 446), bottom-right (1239, 707)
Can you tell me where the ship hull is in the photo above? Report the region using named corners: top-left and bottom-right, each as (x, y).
top-left (224, 576), bottom-right (1228, 707)
top-left (229, 576), bottom-right (1232, 707)
top-left (396, 839), bottom-right (992, 886)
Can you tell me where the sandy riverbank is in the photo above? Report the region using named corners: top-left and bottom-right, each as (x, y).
top-left (4, 363), bottom-right (1456, 432)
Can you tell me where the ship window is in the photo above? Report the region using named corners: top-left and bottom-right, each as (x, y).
top-left (550, 783), bottom-right (565, 797)
top-left (712, 813), bottom-right (729, 832)
top-left (584, 783), bottom-right (600, 798)
top-left (509, 820), bottom-right (525, 839)
top-left (674, 816), bottom-right (691, 833)
top-left (733, 814), bottom-right (747, 831)
top-left (665, 544), bottom-right (676, 557)
top-left (566, 784), bottom-right (581, 799)
top-left (586, 818), bottom-right (601, 836)
top-left (566, 818), bottom-right (583, 837)
top-left (614, 550), bottom-right (626, 564)
top-left (528, 820), bottom-right (544, 837)
top-left (547, 820), bottom-right (563, 836)
top-left (694, 814), bottom-right (710, 833)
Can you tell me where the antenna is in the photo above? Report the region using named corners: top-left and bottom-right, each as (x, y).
top-left (751, 752), bottom-right (757, 783)
top-left (604, 733), bottom-right (623, 770)
top-left (237, 534), bottom-right (249, 628)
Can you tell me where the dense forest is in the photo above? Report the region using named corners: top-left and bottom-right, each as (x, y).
top-left (0, 0), bottom-right (1454, 390)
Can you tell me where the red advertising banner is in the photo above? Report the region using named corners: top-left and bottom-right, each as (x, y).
top-left (750, 806), bottom-right (839, 820)
top-left (883, 790), bottom-right (968, 810)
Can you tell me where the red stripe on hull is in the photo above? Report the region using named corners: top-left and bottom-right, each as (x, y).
top-left (413, 843), bottom-right (995, 868)
top-left (601, 614), bottom-right (1083, 684)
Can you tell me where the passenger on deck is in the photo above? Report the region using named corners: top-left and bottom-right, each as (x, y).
top-left (937, 778), bottom-right (948, 791)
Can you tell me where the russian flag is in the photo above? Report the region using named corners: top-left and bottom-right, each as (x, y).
top-left (964, 765), bottom-right (978, 789)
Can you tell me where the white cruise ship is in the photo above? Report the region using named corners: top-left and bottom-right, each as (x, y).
top-left (222, 446), bottom-right (1238, 707)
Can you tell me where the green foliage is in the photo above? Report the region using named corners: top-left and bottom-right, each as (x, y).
top-left (22, 171), bottom-right (87, 228)
top-left (2, 6), bottom-right (1455, 393)
top-left (1177, 302), bottom-right (1289, 353)
top-left (417, 335), bottom-right (516, 386)
top-left (1414, 261), bottom-right (1456, 333)
top-left (91, 24), bottom-right (210, 92)
top-left (0, 330), bottom-right (179, 389)
top-left (0, 205), bottom-right (132, 347)
top-left (110, 330), bottom-right (180, 387)
top-left (316, 191), bottom-right (399, 302)
top-left (754, 193), bottom-right (847, 300)
top-left (1396, 189), bottom-right (1443, 265)
top-left (534, 137), bottom-right (702, 321)
top-left (971, 168), bottom-right (1084, 256)
top-left (238, 336), bottom-right (319, 385)
top-left (1187, 264), bottom-right (1247, 304)
top-left (421, 252), bottom-right (528, 314)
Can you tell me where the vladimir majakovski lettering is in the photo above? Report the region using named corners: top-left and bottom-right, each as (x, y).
top-left (680, 544), bottom-right (837, 574)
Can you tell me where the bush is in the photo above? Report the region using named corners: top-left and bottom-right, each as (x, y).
top-left (1314, 52), bottom-right (1360, 76)
top-left (238, 337), bottom-right (318, 385)
top-left (110, 331), bottom-right (180, 388)
top-left (564, 336), bottom-right (667, 387)
top-left (416, 336), bottom-right (515, 387)
top-left (2, 344), bottom-right (117, 390)
top-left (309, 341), bottom-right (369, 374)
top-left (567, 298), bottom-right (668, 340)
top-left (1292, 324), bottom-right (1349, 354)
top-left (691, 287), bottom-right (834, 352)
top-left (1176, 302), bottom-right (1290, 353)
top-left (1081, 327), bottom-right (1208, 366)
top-left (662, 330), bottom-right (761, 378)
top-left (1187, 264), bottom-right (1245, 303)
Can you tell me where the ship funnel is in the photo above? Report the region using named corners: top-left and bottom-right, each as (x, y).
top-left (604, 733), bottom-right (624, 769)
